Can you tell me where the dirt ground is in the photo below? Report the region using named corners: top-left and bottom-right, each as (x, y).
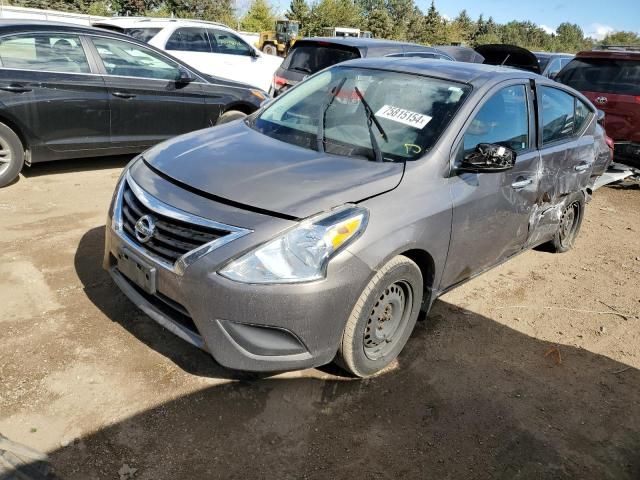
top-left (1, 157), bottom-right (639, 479)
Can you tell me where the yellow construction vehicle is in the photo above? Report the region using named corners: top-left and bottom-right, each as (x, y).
top-left (257, 20), bottom-right (299, 57)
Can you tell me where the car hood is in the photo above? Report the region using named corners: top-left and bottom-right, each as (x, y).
top-left (141, 121), bottom-right (404, 219)
top-left (475, 44), bottom-right (541, 74)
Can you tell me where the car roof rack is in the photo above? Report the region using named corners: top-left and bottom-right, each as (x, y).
top-left (593, 44), bottom-right (640, 52)
top-left (100, 16), bottom-right (229, 28)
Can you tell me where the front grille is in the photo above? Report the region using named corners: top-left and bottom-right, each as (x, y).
top-left (121, 182), bottom-right (230, 264)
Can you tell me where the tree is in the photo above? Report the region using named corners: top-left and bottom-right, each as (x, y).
top-left (240, 0), bottom-right (276, 32)
top-left (286, 0), bottom-right (311, 33)
top-left (554, 22), bottom-right (587, 52)
top-left (386, 0), bottom-right (415, 40)
top-left (452, 9), bottom-right (473, 44)
top-left (306, 0), bottom-right (363, 36)
top-left (602, 31), bottom-right (640, 46)
top-left (366, 7), bottom-right (393, 39)
top-left (163, 0), bottom-right (236, 25)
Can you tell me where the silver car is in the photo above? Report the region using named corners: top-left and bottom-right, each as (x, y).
top-left (104, 58), bottom-right (611, 377)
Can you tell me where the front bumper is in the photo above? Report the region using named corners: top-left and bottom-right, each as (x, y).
top-left (104, 171), bottom-right (373, 372)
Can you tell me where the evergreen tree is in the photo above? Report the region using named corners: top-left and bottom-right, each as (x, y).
top-left (286, 0), bottom-right (311, 33)
top-left (240, 0), bottom-right (276, 32)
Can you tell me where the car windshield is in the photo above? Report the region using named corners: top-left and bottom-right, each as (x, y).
top-left (251, 66), bottom-right (471, 161)
top-left (536, 54), bottom-right (551, 71)
top-left (558, 58), bottom-right (640, 95)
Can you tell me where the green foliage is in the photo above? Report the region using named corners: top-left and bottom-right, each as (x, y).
top-left (240, 0), bottom-right (276, 32)
top-left (602, 31), bottom-right (640, 46)
top-left (8, 0), bottom-right (634, 54)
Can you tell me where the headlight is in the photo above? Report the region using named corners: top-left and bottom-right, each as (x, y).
top-left (219, 205), bottom-right (368, 284)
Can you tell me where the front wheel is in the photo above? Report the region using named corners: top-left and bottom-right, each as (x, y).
top-left (552, 198), bottom-right (584, 252)
top-left (262, 44), bottom-right (278, 56)
top-left (336, 255), bottom-right (423, 378)
top-left (0, 122), bottom-right (25, 188)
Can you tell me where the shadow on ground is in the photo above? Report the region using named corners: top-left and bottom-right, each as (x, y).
top-left (52, 226), bottom-right (640, 479)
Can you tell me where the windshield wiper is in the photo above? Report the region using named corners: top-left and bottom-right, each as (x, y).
top-left (316, 77), bottom-right (347, 153)
top-left (353, 86), bottom-right (387, 162)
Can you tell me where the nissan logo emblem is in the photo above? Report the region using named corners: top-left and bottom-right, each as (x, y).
top-left (595, 96), bottom-right (608, 105)
top-left (134, 214), bottom-right (156, 244)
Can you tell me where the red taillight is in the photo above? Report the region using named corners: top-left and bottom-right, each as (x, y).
top-left (274, 75), bottom-right (287, 87)
top-left (636, 96), bottom-right (640, 104)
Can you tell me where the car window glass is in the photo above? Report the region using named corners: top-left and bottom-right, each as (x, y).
top-left (405, 52), bottom-right (437, 59)
top-left (541, 86), bottom-right (576, 144)
top-left (125, 28), bottom-right (162, 43)
top-left (557, 58), bottom-right (640, 95)
top-left (92, 37), bottom-right (180, 81)
top-left (211, 30), bottom-right (251, 56)
top-left (282, 45), bottom-right (360, 74)
top-left (547, 58), bottom-right (562, 76)
top-left (166, 28), bottom-right (210, 52)
top-left (463, 85), bottom-right (529, 154)
top-left (254, 66), bottom-right (471, 161)
top-left (574, 98), bottom-right (591, 133)
top-left (0, 33), bottom-right (90, 73)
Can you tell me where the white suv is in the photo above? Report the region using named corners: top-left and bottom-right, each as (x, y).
top-left (93, 18), bottom-right (282, 91)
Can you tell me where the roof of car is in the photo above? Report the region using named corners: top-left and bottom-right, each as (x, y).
top-left (533, 52), bottom-right (574, 58)
top-left (575, 48), bottom-right (640, 59)
top-left (91, 17), bottom-right (231, 30)
top-left (0, 19), bottom-right (140, 38)
top-left (337, 56), bottom-right (540, 85)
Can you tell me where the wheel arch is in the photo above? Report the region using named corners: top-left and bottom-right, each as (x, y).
top-left (397, 248), bottom-right (436, 312)
top-left (0, 113), bottom-right (30, 162)
top-left (223, 102), bottom-right (258, 116)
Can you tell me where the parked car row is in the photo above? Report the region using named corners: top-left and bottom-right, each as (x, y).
top-left (0, 20), bottom-right (266, 187)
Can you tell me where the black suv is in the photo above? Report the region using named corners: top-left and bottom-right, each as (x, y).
top-left (271, 37), bottom-right (454, 96)
top-left (0, 20), bottom-right (265, 187)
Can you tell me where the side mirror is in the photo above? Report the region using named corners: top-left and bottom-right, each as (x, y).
top-left (249, 48), bottom-right (259, 59)
top-left (176, 68), bottom-right (195, 84)
top-left (596, 109), bottom-right (606, 127)
top-left (457, 143), bottom-right (516, 173)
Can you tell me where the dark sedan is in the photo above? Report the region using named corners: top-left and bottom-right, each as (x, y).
top-left (0, 20), bottom-right (266, 187)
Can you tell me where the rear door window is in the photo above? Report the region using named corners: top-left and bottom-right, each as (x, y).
top-left (0, 33), bottom-right (90, 73)
top-left (283, 44), bottom-right (360, 74)
top-left (558, 58), bottom-right (640, 95)
top-left (166, 28), bottom-right (211, 52)
top-left (209, 30), bottom-right (252, 56)
top-left (540, 87), bottom-right (577, 144)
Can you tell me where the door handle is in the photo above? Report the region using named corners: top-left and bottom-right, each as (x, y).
top-left (112, 91), bottom-right (136, 99)
top-left (574, 163), bottom-right (590, 172)
top-left (0, 84), bottom-right (32, 93)
top-left (511, 178), bottom-right (533, 189)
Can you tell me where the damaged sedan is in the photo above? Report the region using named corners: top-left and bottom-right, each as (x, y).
top-left (104, 58), bottom-right (610, 377)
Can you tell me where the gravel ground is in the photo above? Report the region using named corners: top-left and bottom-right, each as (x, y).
top-left (1, 157), bottom-right (639, 479)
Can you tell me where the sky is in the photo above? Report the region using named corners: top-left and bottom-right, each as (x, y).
top-left (414, 0), bottom-right (640, 39)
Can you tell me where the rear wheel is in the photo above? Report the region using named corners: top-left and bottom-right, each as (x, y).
top-left (337, 255), bottom-right (423, 378)
top-left (217, 110), bottom-right (247, 125)
top-left (0, 122), bottom-right (24, 188)
top-left (552, 199), bottom-right (583, 252)
top-left (262, 44), bottom-right (278, 56)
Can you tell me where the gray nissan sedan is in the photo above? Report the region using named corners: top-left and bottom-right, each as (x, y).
top-left (104, 58), bottom-right (611, 377)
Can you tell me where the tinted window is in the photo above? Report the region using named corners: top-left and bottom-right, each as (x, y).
top-left (166, 28), bottom-right (210, 52)
top-left (210, 29), bottom-right (251, 56)
top-left (253, 66), bottom-right (471, 161)
top-left (546, 58), bottom-right (563, 76)
top-left (537, 54), bottom-right (551, 72)
top-left (125, 28), bottom-right (161, 43)
top-left (464, 85), bottom-right (529, 154)
top-left (92, 37), bottom-right (180, 80)
top-left (0, 33), bottom-right (90, 73)
top-left (574, 98), bottom-right (592, 133)
top-left (541, 87), bottom-right (575, 144)
top-left (558, 58), bottom-right (640, 95)
top-left (283, 44), bottom-right (360, 74)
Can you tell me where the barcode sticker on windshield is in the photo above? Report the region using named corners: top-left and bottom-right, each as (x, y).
top-left (375, 105), bottom-right (432, 129)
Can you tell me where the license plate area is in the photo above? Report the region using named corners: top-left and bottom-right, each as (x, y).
top-left (117, 248), bottom-right (156, 294)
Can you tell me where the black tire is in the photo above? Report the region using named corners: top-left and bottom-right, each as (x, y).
top-left (551, 197), bottom-right (584, 253)
top-left (217, 110), bottom-right (247, 125)
top-left (0, 122), bottom-right (24, 188)
top-left (337, 255), bottom-right (423, 378)
top-left (262, 44), bottom-right (277, 56)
